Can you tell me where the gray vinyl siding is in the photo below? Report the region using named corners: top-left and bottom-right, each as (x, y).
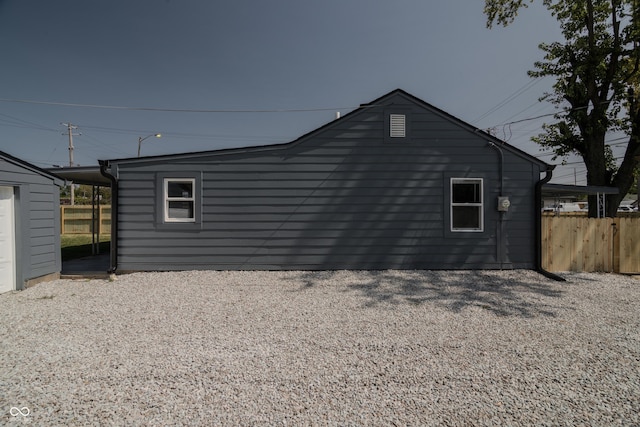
top-left (111, 91), bottom-right (546, 271)
top-left (0, 155), bottom-right (61, 288)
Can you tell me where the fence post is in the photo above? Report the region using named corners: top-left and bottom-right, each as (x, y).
top-left (60, 206), bottom-right (65, 234)
top-left (612, 220), bottom-right (619, 273)
top-left (100, 205), bottom-right (106, 235)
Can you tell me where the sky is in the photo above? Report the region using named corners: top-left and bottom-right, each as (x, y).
top-left (0, 0), bottom-right (614, 185)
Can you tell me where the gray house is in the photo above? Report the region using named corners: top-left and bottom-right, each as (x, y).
top-left (0, 151), bottom-right (63, 292)
top-left (100, 89), bottom-right (552, 272)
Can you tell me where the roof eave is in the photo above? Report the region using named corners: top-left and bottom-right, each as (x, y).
top-left (102, 88), bottom-right (550, 170)
top-left (1, 151), bottom-right (65, 186)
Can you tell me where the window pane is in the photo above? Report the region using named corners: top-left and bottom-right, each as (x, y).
top-left (167, 181), bottom-right (193, 198)
top-left (452, 206), bottom-right (480, 229)
top-left (168, 201), bottom-right (194, 219)
top-left (452, 182), bottom-right (480, 203)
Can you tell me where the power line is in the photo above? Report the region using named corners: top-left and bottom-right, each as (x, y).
top-left (534, 152), bottom-right (556, 158)
top-left (80, 124), bottom-right (291, 142)
top-left (531, 136), bottom-right (630, 158)
top-left (0, 112), bottom-right (59, 132)
top-left (79, 132), bottom-right (133, 158)
top-left (553, 168), bottom-right (587, 180)
top-left (495, 111), bottom-right (558, 126)
top-left (499, 100), bottom-right (555, 126)
top-left (472, 77), bottom-right (545, 124)
top-left (490, 100), bottom-right (615, 128)
top-left (0, 98), bottom-right (368, 114)
top-left (562, 153), bottom-right (629, 166)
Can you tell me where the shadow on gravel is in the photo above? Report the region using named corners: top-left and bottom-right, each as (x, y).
top-left (292, 270), bottom-right (565, 318)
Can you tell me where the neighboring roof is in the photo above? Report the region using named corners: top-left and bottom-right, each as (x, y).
top-left (100, 89), bottom-right (550, 169)
top-left (0, 151), bottom-right (64, 186)
top-left (542, 183), bottom-right (619, 197)
top-left (46, 165), bottom-right (111, 186)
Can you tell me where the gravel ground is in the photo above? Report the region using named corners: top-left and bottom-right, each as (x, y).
top-left (1, 270), bottom-right (639, 426)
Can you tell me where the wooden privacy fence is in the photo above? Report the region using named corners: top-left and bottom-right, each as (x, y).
top-left (60, 205), bottom-right (111, 235)
top-left (542, 215), bottom-right (640, 273)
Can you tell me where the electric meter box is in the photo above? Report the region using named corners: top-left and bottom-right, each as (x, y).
top-left (498, 196), bottom-right (511, 212)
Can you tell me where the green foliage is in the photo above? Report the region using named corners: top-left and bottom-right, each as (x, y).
top-left (60, 184), bottom-right (111, 205)
top-left (485, 0), bottom-right (640, 216)
top-left (484, 0), bottom-right (533, 27)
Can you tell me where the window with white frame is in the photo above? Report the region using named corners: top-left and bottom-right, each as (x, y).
top-left (451, 178), bottom-right (483, 232)
top-left (164, 178), bottom-right (195, 222)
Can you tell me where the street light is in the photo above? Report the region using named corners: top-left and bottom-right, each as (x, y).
top-left (137, 133), bottom-right (162, 157)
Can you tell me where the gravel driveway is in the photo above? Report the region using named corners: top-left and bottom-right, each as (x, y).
top-left (1, 270), bottom-right (639, 426)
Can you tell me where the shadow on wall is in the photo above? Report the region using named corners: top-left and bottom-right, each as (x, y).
top-left (273, 104), bottom-right (504, 270)
top-left (290, 270), bottom-right (565, 318)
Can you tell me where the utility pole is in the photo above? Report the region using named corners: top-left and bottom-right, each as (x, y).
top-left (61, 123), bottom-right (80, 205)
top-left (61, 122), bottom-right (79, 166)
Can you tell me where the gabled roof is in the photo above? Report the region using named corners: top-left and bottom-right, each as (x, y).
top-left (369, 89), bottom-right (549, 168)
top-left (101, 88), bottom-right (550, 169)
top-left (0, 151), bottom-right (64, 186)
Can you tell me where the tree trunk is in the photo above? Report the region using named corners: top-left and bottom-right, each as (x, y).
top-left (584, 150), bottom-right (609, 217)
top-left (606, 193), bottom-right (621, 218)
top-left (583, 129), bottom-right (612, 217)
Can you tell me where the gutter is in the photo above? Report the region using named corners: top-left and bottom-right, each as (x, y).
top-left (535, 165), bottom-right (566, 281)
top-left (99, 160), bottom-right (118, 275)
top-left (488, 142), bottom-right (505, 269)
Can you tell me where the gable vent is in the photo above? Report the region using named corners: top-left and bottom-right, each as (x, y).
top-left (389, 114), bottom-right (406, 138)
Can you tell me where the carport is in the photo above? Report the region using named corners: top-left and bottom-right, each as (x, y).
top-left (542, 183), bottom-right (620, 217)
top-left (47, 165), bottom-right (112, 276)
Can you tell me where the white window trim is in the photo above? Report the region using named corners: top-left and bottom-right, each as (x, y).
top-left (164, 178), bottom-right (196, 223)
top-left (450, 178), bottom-right (484, 232)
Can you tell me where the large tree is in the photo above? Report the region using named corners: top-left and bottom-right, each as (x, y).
top-left (485, 0), bottom-right (640, 217)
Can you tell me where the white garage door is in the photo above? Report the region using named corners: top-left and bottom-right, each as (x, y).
top-left (0, 187), bottom-right (16, 293)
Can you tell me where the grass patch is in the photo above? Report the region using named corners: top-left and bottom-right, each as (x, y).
top-left (61, 234), bottom-right (110, 261)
